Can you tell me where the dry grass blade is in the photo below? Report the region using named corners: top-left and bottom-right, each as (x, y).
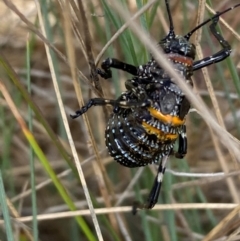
top-left (59, 0), bottom-right (118, 232)
top-left (206, 3), bottom-right (240, 42)
top-left (203, 205), bottom-right (240, 241)
top-left (195, 0), bottom-right (240, 207)
top-left (1, 203), bottom-right (238, 224)
top-left (34, 0), bottom-right (103, 240)
top-left (172, 170), bottom-right (240, 190)
top-left (0, 81), bottom-right (36, 241)
top-left (1, 0), bottom-right (99, 97)
top-left (196, 41), bottom-right (239, 203)
top-left (1, 0), bottom-right (240, 240)
top-left (76, 1), bottom-right (103, 93)
top-left (2, 0), bottom-right (66, 65)
top-left (194, 3), bottom-right (240, 202)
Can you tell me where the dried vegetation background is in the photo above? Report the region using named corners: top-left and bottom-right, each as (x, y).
top-left (0, 0), bottom-right (240, 241)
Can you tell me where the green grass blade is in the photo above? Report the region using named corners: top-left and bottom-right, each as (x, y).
top-left (0, 171), bottom-right (14, 241)
top-left (26, 36), bottom-right (38, 241)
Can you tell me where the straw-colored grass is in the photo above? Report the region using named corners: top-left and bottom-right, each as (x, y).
top-left (0, 0), bottom-right (240, 240)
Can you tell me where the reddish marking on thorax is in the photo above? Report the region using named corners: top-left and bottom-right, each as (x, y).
top-left (168, 53), bottom-right (193, 66)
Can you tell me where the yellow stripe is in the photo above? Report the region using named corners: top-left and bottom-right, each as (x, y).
top-left (142, 122), bottom-right (178, 141)
top-left (148, 107), bottom-right (185, 126)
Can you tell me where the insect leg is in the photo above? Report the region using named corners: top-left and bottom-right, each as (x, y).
top-left (193, 15), bottom-right (231, 71)
top-left (175, 125), bottom-right (187, 158)
top-left (70, 97), bottom-right (151, 119)
top-left (133, 153), bottom-right (170, 213)
top-left (97, 58), bottom-right (138, 79)
top-left (70, 98), bottom-right (115, 118)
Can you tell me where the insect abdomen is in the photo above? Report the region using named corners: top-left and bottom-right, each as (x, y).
top-left (105, 97), bottom-right (184, 167)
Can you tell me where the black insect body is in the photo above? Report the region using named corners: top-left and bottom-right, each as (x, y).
top-left (104, 57), bottom-right (192, 169)
top-left (71, 1), bottom-right (240, 211)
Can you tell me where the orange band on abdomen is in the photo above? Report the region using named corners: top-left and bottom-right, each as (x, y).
top-left (148, 107), bottom-right (185, 126)
top-left (142, 122), bottom-right (178, 141)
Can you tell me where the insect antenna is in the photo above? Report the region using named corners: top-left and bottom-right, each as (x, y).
top-left (184, 3), bottom-right (240, 40)
top-left (164, 0), bottom-right (175, 39)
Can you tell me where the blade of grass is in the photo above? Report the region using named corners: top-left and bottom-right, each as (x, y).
top-left (40, 0), bottom-right (66, 138)
top-left (0, 80), bottom-right (97, 241)
top-left (0, 54), bottom-right (80, 180)
top-left (26, 35), bottom-right (38, 241)
top-left (163, 164), bottom-right (177, 241)
top-left (203, 0), bottom-right (240, 203)
top-left (0, 170), bottom-right (14, 241)
top-left (35, 0), bottom-right (103, 240)
top-left (96, 0), bottom-right (157, 65)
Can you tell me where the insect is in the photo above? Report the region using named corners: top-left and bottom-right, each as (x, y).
top-left (71, 1), bottom-right (240, 211)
